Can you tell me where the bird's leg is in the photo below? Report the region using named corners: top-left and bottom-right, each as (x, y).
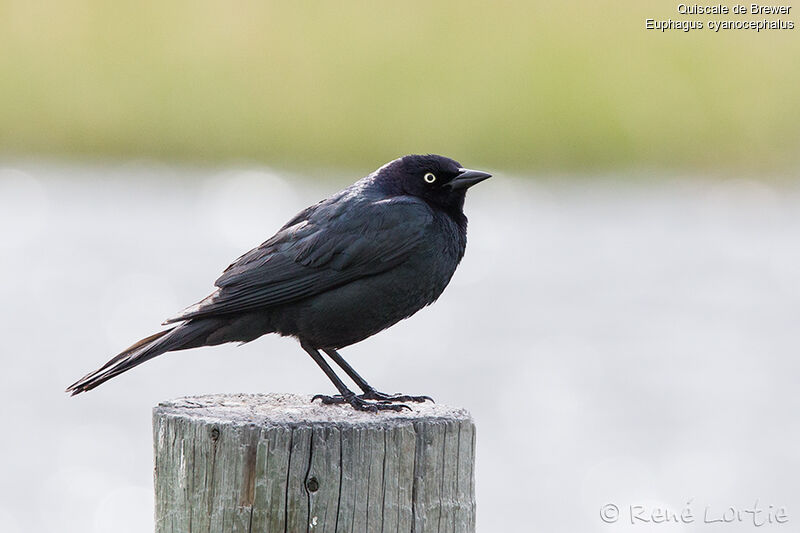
top-left (301, 342), bottom-right (408, 412)
top-left (322, 348), bottom-right (433, 404)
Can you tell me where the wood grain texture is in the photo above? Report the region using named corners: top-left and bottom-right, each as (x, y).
top-left (153, 393), bottom-right (475, 533)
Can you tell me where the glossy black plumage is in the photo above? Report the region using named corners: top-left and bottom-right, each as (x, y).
top-left (67, 154), bottom-right (490, 411)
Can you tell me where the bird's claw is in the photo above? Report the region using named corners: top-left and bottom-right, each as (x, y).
top-left (311, 393), bottom-right (411, 412)
top-left (360, 389), bottom-right (434, 404)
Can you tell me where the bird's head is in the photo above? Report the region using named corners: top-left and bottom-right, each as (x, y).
top-left (373, 154), bottom-right (491, 214)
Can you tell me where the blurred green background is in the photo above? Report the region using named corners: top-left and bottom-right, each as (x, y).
top-left (1, 0), bottom-right (798, 173)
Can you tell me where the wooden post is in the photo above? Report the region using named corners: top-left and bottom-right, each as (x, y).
top-left (153, 393), bottom-right (476, 533)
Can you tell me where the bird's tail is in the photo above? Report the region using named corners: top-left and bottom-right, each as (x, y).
top-left (66, 320), bottom-right (214, 395)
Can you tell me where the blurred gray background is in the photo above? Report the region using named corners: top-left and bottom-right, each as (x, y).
top-left (2, 1), bottom-right (800, 531)
top-left (2, 161), bottom-right (799, 532)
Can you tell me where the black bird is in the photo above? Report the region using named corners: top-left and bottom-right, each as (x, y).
top-left (66, 154), bottom-right (491, 411)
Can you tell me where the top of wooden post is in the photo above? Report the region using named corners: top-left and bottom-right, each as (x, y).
top-left (154, 393), bottom-right (472, 428)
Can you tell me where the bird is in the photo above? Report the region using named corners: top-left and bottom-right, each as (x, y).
top-left (66, 154), bottom-right (491, 411)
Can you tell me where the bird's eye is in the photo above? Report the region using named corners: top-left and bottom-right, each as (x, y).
top-left (423, 172), bottom-right (436, 184)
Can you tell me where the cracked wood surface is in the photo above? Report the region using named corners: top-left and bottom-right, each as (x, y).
top-left (153, 393), bottom-right (475, 533)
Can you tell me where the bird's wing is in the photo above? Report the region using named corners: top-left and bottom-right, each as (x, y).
top-left (164, 196), bottom-right (434, 323)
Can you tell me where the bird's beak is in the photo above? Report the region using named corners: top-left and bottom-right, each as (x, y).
top-left (447, 168), bottom-right (492, 190)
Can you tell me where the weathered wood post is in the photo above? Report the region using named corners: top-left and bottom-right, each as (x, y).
top-left (153, 393), bottom-right (475, 533)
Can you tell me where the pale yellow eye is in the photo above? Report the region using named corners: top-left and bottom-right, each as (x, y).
top-left (423, 172), bottom-right (436, 184)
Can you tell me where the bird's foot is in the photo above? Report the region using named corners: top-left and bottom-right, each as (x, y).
top-left (359, 388), bottom-right (434, 404)
top-left (312, 392), bottom-right (411, 412)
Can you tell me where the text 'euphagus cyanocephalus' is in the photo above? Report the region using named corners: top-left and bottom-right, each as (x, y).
top-left (67, 154), bottom-right (490, 411)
